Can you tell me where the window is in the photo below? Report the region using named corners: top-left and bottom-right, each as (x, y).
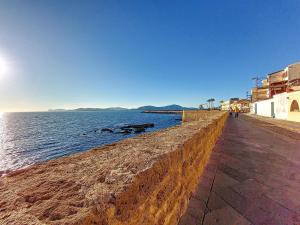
top-left (290, 100), bottom-right (300, 112)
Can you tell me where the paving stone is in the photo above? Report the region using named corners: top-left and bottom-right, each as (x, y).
top-left (214, 187), bottom-right (250, 214)
top-left (259, 218), bottom-right (290, 225)
top-left (207, 192), bottom-right (227, 211)
top-left (179, 116), bottom-right (300, 225)
top-left (201, 169), bottom-right (216, 183)
top-left (254, 194), bottom-right (286, 213)
top-left (262, 210), bottom-right (300, 225)
top-left (203, 206), bottom-right (252, 225)
top-left (232, 178), bottom-right (271, 199)
top-left (266, 186), bottom-right (300, 211)
top-left (204, 162), bottom-right (218, 173)
top-left (193, 181), bottom-right (211, 203)
top-left (212, 171), bottom-right (240, 193)
top-left (254, 194), bottom-right (300, 223)
top-left (185, 197), bottom-right (207, 221)
top-left (218, 164), bottom-right (250, 182)
top-left (245, 114), bottom-right (300, 136)
top-left (295, 205), bottom-right (300, 215)
top-left (242, 204), bottom-right (272, 225)
top-left (179, 212), bottom-right (202, 225)
top-left (251, 173), bottom-right (290, 189)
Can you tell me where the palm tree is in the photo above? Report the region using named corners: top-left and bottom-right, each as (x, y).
top-left (207, 98), bottom-right (215, 110)
top-left (211, 98), bottom-right (215, 109)
top-left (206, 99), bottom-right (211, 109)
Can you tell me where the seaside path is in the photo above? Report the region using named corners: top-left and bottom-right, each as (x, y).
top-left (179, 114), bottom-right (300, 225)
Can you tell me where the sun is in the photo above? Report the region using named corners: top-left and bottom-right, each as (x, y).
top-left (0, 56), bottom-right (9, 80)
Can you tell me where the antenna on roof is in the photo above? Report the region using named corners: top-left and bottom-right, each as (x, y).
top-left (246, 91), bottom-right (251, 100)
top-left (252, 76), bottom-right (262, 88)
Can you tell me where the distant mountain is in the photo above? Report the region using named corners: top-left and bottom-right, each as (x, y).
top-left (73, 107), bottom-right (128, 111)
top-left (48, 109), bottom-right (67, 112)
top-left (48, 107), bottom-right (128, 112)
top-left (48, 105), bottom-right (196, 112)
top-left (136, 104), bottom-right (197, 111)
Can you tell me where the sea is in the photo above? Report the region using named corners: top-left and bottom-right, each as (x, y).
top-left (0, 110), bottom-right (181, 174)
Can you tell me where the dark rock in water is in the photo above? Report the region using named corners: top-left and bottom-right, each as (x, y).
top-left (120, 123), bottom-right (154, 130)
top-left (133, 127), bottom-right (146, 133)
top-left (101, 123), bottom-right (153, 135)
top-left (82, 128), bottom-right (100, 136)
top-left (101, 128), bottom-right (114, 133)
top-left (116, 130), bottom-right (131, 134)
top-left (120, 127), bottom-right (134, 132)
top-left (175, 118), bottom-right (182, 121)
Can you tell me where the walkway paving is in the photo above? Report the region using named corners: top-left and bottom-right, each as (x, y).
top-left (246, 114), bottom-right (300, 134)
top-left (179, 115), bottom-right (300, 225)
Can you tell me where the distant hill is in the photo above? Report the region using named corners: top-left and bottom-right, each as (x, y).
top-left (73, 107), bottom-right (128, 111)
top-left (136, 104), bottom-right (197, 111)
top-left (48, 105), bottom-right (196, 112)
top-left (48, 109), bottom-right (67, 112)
top-left (48, 107), bottom-right (128, 112)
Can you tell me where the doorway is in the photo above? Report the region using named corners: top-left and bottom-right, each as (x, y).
top-left (271, 102), bottom-right (275, 118)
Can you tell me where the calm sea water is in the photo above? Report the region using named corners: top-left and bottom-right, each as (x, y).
top-left (0, 111), bottom-right (181, 173)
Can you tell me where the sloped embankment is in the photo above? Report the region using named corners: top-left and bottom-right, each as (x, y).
top-left (0, 111), bottom-right (227, 225)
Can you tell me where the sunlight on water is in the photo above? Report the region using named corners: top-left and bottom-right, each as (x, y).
top-left (0, 111), bottom-right (181, 173)
top-left (0, 112), bottom-right (6, 174)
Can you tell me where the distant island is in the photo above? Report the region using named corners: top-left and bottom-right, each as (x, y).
top-left (48, 104), bottom-right (197, 112)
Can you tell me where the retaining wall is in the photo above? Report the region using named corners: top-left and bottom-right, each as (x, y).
top-left (0, 112), bottom-right (227, 225)
top-left (182, 110), bottom-right (221, 122)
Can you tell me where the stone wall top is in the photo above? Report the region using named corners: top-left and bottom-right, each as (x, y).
top-left (0, 111), bottom-right (226, 225)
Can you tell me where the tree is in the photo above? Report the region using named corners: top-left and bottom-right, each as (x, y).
top-left (199, 104), bottom-right (206, 110)
top-left (207, 98), bottom-right (215, 110)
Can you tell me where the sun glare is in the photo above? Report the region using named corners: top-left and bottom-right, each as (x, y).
top-left (0, 56), bottom-right (10, 80)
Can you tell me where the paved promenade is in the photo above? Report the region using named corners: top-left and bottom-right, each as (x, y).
top-left (246, 114), bottom-right (300, 135)
top-left (179, 115), bottom-right (300, 225)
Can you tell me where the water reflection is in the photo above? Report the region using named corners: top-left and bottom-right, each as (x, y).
top-left (0, 111), bottom-right (181, 173)
top-left (0, 112), bottom-right (6, 174)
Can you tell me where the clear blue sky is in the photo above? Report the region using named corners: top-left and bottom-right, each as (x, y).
top-left (0, 0), bottom-right (300, 111)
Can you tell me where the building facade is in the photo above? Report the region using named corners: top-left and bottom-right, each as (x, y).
top-left (221, 98), bottom-right (250, 112)
top-left (250, 62), bottom-right (300, 122)
top-left (288, 91), bottom-right (300, 122)
top-left (220, 100), bottom-right (230, 111)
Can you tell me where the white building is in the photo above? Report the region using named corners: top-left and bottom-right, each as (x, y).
top-left (251, 92), bottom-right (288, 119)
top-left (251, 62), bottom-right (300, 122)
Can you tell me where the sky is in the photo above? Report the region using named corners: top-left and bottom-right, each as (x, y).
top-left (0, 0), bottom-right (300, 112)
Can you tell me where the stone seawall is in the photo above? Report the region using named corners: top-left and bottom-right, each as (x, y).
top-left (0, 112), bottom-right (227, 225)
top-left (182, 110), bottom-right (221, 122)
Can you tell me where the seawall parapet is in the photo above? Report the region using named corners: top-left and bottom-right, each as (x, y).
top-left (142, 110), bottom-right (182, 114)
top-left (0, 111), bottom-right (227, 225)
top-left (182, 110), bottom-right (221, 122)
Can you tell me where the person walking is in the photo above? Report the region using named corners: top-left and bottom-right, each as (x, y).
top-left (229, 107), bottom-right (233, 117)
top-left (234, 106), bottom-right (239, 118)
